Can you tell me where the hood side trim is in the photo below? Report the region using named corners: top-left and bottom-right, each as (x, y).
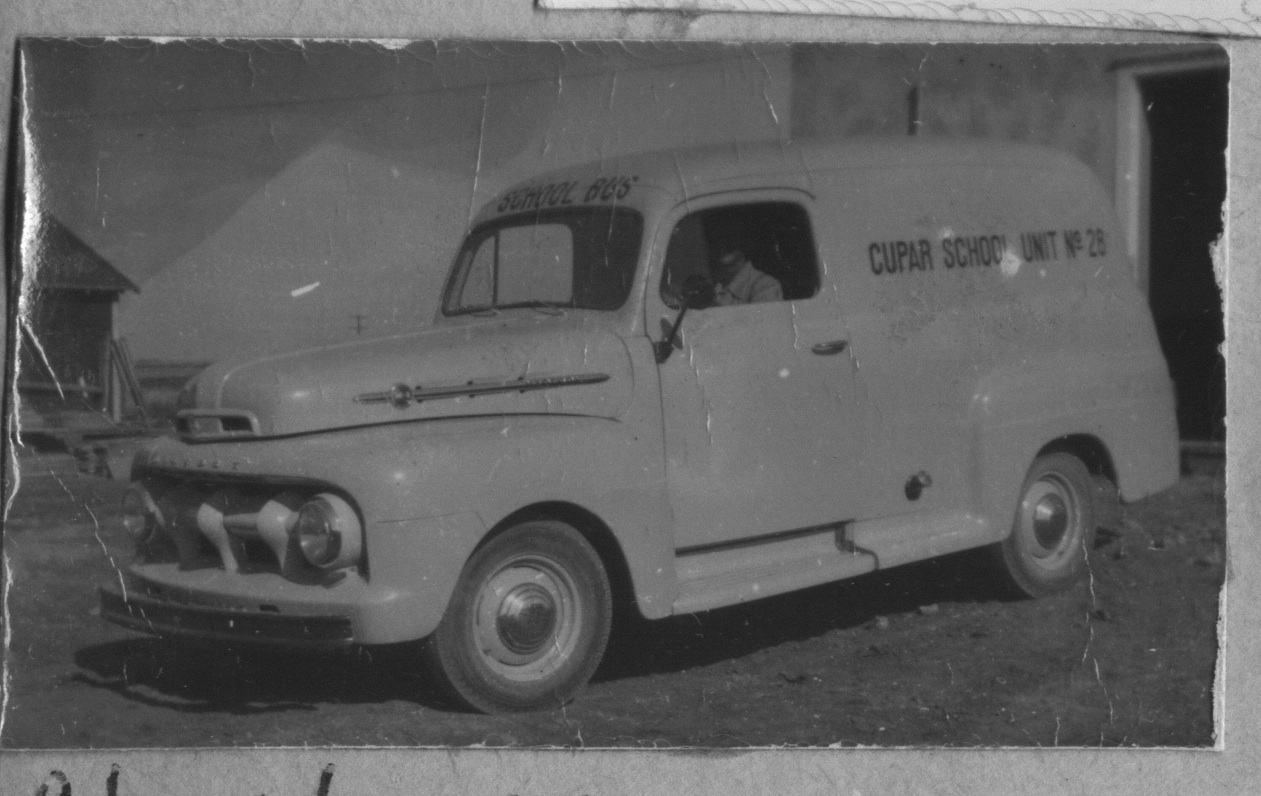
top-left (144, 411), bottom-right (621, 457)
top-left (355, 372), bottom-right (611, 407)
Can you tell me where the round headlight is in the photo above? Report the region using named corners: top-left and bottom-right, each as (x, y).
top-left (294, 493), bottom-right (362, 569)
top-left (121, 486), bottom-right (155, 542)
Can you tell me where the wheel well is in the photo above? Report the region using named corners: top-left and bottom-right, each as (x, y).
top-left (484, 502), bottom-right (641, 619)
top-left (1037, 434), bottom-right (1117, 485)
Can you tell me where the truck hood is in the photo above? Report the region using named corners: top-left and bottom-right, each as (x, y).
top-left (181, 315), bottom-right (636, 439)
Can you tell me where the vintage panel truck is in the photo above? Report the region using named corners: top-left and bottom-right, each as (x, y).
top-left (100, 139), bottom-right (1179, 712)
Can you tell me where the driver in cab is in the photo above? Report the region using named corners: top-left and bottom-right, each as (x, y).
top-left (711, 248), bottom-right (782, 306)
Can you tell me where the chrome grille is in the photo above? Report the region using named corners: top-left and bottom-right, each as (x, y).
top-left (139, 479), bottom-right (306, 576)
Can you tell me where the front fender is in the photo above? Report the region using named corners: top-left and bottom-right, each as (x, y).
top-left (137, 411), bottom-right (676, 625)
top-left (340, 414), bottom-right (678, 621)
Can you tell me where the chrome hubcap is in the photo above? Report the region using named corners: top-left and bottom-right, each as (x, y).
top-left (1019, 474), bottom-right (1079, 565)
top-left (473, 556), bottom-right (581, 681)
top-left (1032, 493), bottom-right (1069, 549)
top-left (496, 583), bottom-right (557, 654)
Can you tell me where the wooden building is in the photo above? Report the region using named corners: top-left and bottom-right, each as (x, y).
top-left (17, 215), bottom-right (138, 441)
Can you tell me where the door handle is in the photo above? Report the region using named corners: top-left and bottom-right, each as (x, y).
top-left (811, 339), bottom-right (849, 356)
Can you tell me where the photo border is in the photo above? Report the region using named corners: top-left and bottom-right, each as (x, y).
top-left (1, 2), bottom-right (1255, 794)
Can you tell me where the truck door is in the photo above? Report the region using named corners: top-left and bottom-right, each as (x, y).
top-left (648, 193), bottom-right (872, 550)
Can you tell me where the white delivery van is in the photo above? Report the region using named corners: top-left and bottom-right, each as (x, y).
top-left (101, 139), bottom-right (1179, 712)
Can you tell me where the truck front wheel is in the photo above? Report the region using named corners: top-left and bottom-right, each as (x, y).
top-left (993, 452), bottom-right (1098, 598)
top-left (424, 520), bottom-right (612, 713)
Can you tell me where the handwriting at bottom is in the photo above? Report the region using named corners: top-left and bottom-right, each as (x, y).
top-left (32, 764), bottom-right (335, 796)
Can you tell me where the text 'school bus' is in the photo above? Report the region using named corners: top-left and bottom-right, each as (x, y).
top-left (101, 140), bottom-right (1178, 713)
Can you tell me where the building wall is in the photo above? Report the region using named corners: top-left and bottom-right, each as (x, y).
top-left (18, 291), bottom-right (114, 412)
top-left (792, 44), bottom-right (1122, 198)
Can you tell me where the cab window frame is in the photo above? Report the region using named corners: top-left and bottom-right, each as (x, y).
top-left (441, 205), bottom-right (646, 316)
top-left (658, 196), bottom-right (822, 311)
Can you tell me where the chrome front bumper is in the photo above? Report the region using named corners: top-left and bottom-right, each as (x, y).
top-left (99, 579), bottom-right (355, 649)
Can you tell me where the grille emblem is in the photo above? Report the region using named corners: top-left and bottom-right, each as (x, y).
top-left (389, 383), bottom-right (414, 409)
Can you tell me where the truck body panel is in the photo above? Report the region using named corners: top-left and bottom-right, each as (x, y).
top-left (102, 139), bottom-right (1178, 652)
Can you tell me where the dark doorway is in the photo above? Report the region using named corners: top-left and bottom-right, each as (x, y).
top-left (1142, 68), bottom-right (1228, 441)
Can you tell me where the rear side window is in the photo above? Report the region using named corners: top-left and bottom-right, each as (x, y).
top-left (661, 201), bottom-right (820, 309)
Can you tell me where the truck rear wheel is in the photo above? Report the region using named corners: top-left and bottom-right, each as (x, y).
top-left (424, 520), bottom-right (612, 713)
top-left (993, 452), bottom-right (1097, 598)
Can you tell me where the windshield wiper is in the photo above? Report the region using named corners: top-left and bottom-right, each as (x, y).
top-left (495, 300), bottom-right (574, 315)
top-left (447, 300), bottom-right (574, 317)
top-left (447, 305), bottom-right (500, 317)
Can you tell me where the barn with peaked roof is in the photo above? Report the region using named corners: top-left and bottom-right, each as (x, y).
top-left (17, 215), bottom-right (138, 436)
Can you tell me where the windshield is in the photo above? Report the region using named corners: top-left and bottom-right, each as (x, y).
top-left (443, 207), bottom-right (644, 315)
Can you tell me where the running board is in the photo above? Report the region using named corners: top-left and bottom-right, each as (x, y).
top-left (847, 511), bottom-right (995, 569)
top-left (669, 510), bottom-right (996, 615)
top-left (671, 527), bottom-right (877, 615)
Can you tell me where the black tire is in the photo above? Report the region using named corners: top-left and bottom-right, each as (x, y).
top-left (423, 520), bottom-right (612, 713)
top-left (992, 452), bottom-right (1097, 598)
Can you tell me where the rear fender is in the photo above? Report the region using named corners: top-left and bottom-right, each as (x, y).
top-left (969, 352), bottom-right (1179, 539)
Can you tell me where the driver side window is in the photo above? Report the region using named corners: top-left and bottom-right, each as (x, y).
top-left (660, 201), bottom-right (820, 309)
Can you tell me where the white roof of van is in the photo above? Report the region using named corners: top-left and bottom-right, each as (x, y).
top-left (494, 138), bottom-right (1091, 204)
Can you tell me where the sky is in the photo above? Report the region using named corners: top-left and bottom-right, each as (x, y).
top-left (24, 41), bottom-right (640, 285)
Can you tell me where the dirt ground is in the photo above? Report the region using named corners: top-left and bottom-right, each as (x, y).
top-left (1, 449), bottom-right (1223, 748)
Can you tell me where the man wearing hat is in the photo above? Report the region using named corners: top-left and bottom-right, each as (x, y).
top-left (711, 247), bottom-right (782, 306)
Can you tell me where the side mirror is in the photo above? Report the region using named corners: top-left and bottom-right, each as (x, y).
top-left (655, 274), bottom-right (714, 364)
